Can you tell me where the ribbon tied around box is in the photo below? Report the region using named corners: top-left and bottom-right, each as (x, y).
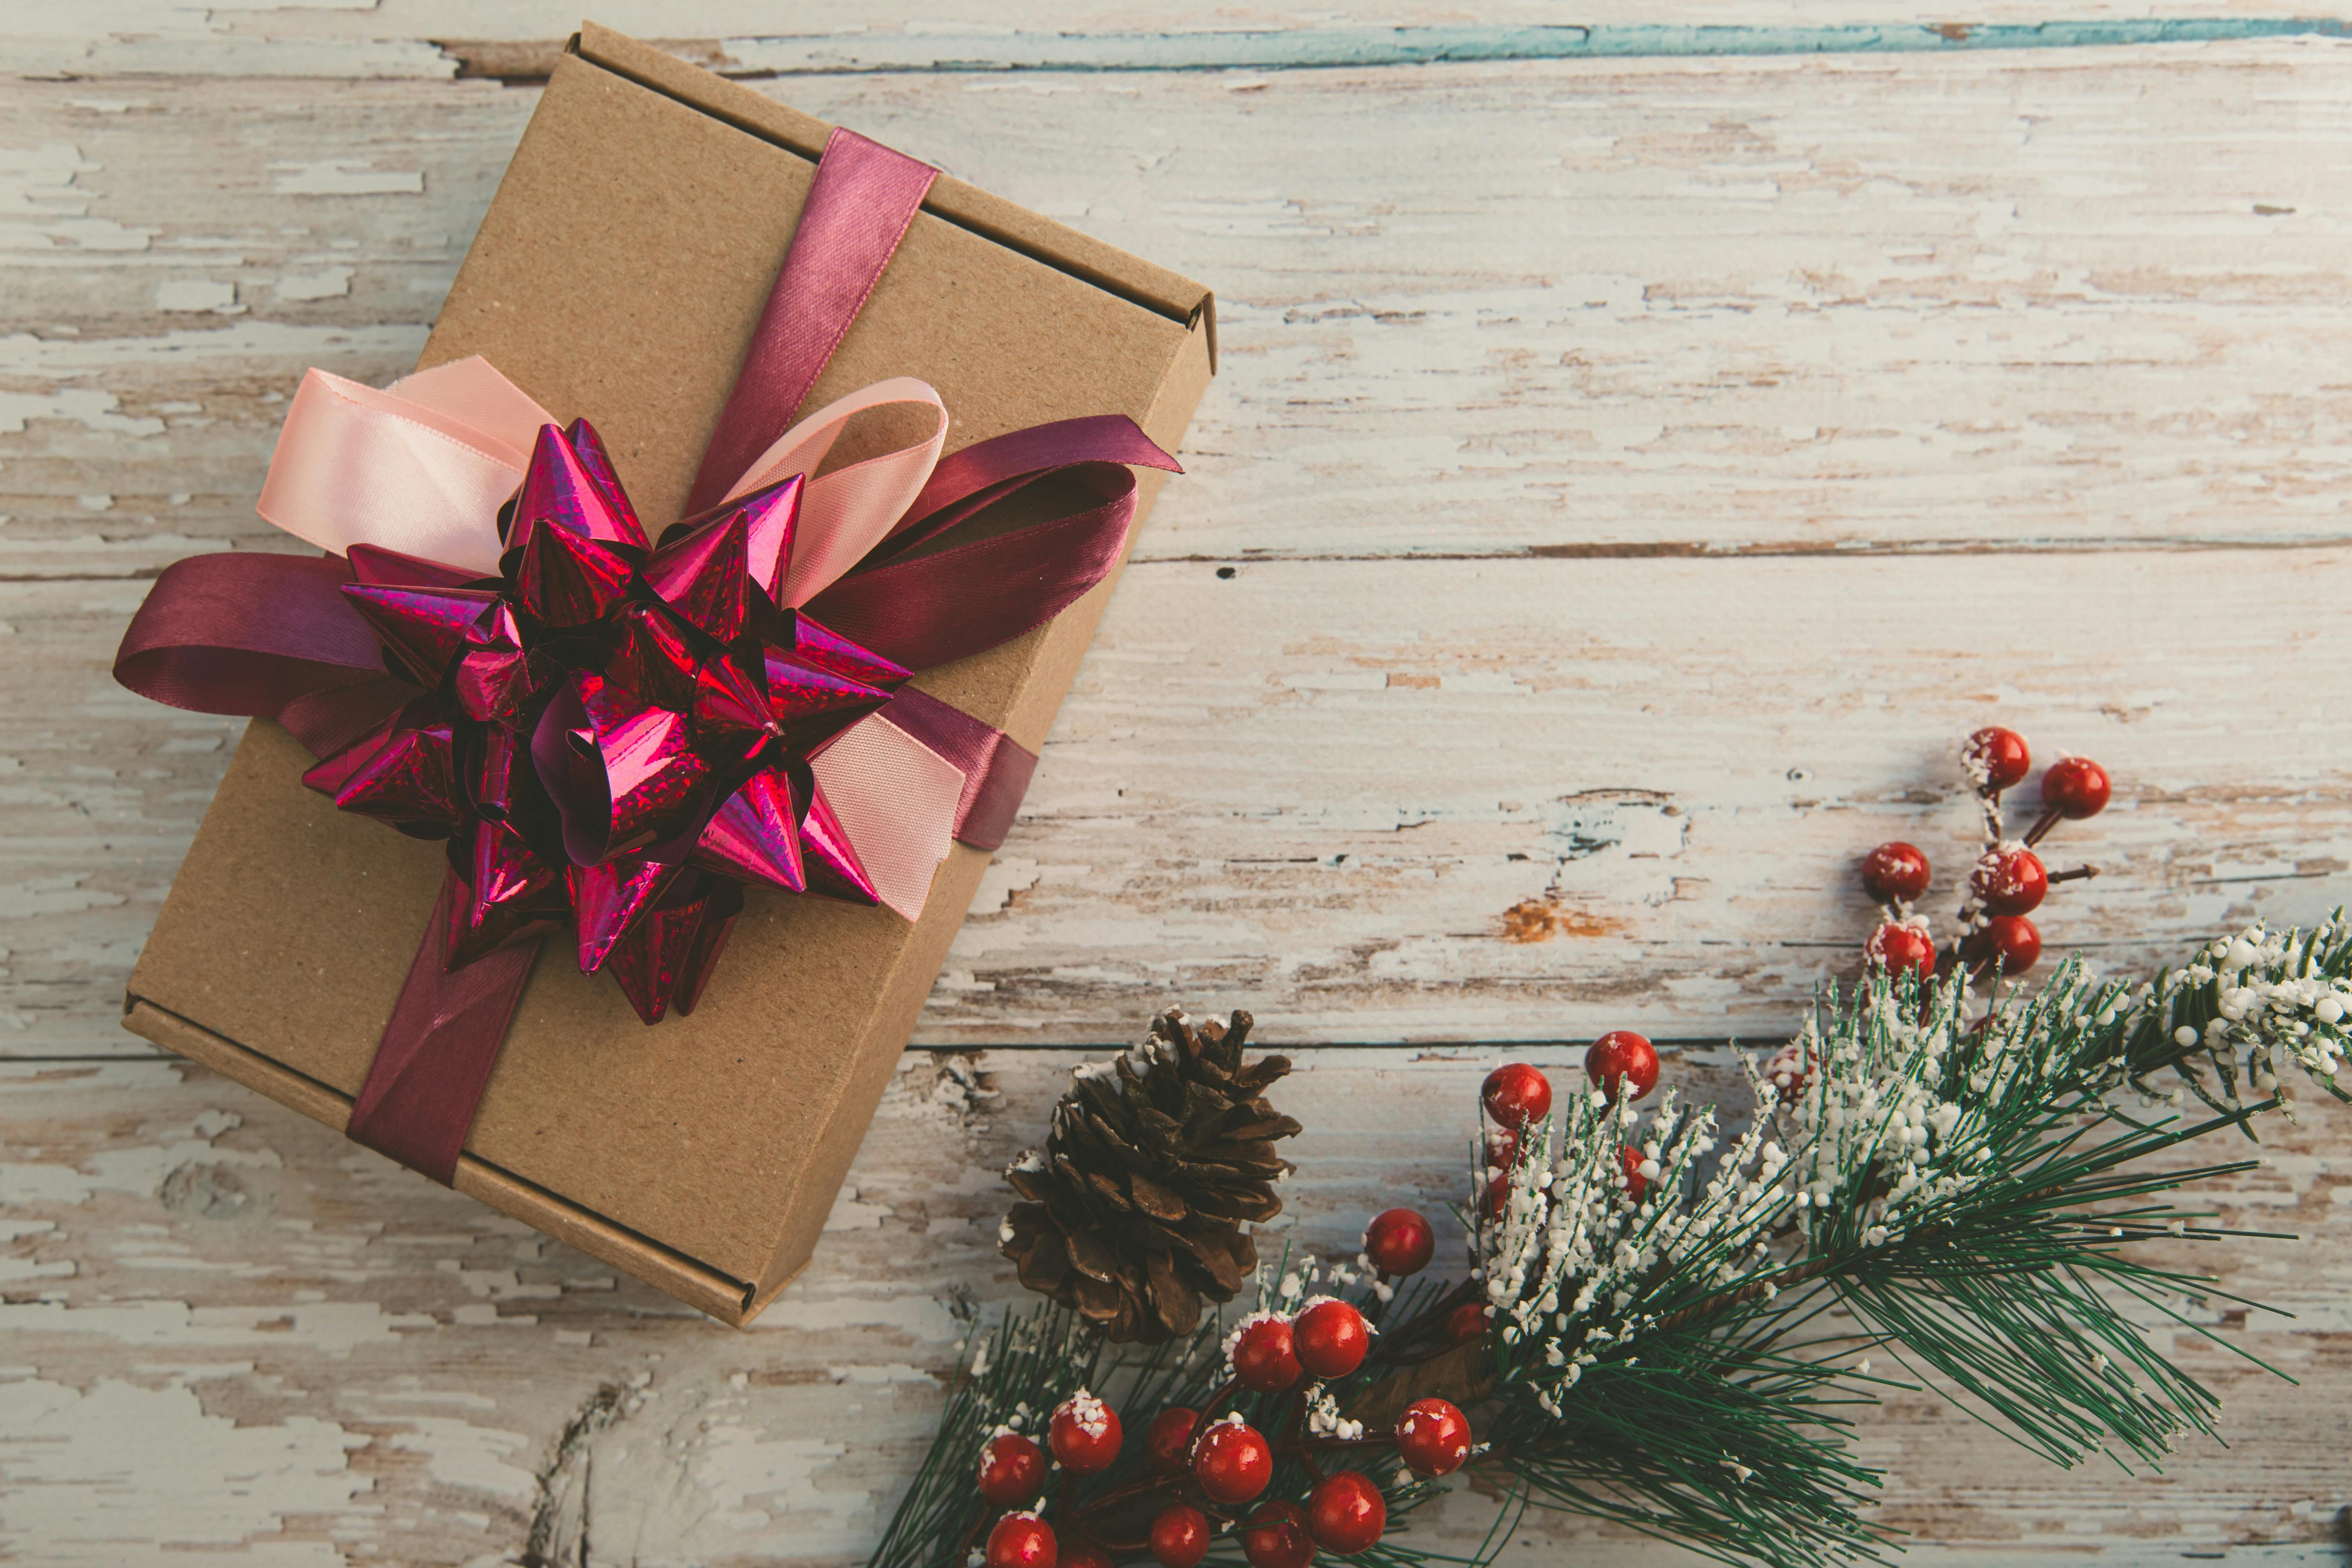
top-left (112, 128), bottom-right (1179, 1183)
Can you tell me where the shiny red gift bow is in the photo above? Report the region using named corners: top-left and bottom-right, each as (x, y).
top-left (114, 129), bottom-right (1178, 1183)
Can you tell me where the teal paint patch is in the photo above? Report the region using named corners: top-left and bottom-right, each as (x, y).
top-left (734, 19), bottom-right (2352, 74)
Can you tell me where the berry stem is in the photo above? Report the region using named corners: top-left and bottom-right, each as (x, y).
top-left (1363, 1277), bottom-right (1483, 1366)
top-left (1363, 1268), bottom-right (1397, 1328)
top-left (952, 1507), bottom-right (987, 1567)
top-left (1067, 1471), bottom-right (1185, 1518)
top-left (1088, 1533), bottom-right (1150, 1554)
top-left (2047, 864), bottom-right (2100, 884)
top-left (2022, 809), bottom-right (2063, 848)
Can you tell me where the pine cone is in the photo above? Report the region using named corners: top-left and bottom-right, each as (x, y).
top-left (1000, 1008), bottom-right (1302, 1344)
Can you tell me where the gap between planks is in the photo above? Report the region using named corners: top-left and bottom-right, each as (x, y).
top-left (15, 18), bottom-right (2352, 84)
top-left (20, 536), bottom-right (2352, 588)
top-left (429, 21), bottom-right (2352, 85)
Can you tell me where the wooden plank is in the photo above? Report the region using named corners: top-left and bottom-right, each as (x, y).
top-left (6, 7), bottom-right (2350, 80)
top-left (9, 47), bottom-right (2352, 582)
top-left (3, 1049), bottom-right (2344, 1564)
top-left (10, 545), bottom-right (2351, 1056)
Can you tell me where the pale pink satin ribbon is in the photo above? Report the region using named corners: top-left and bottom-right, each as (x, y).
top-left (256, 356), bottom-right (967, 919)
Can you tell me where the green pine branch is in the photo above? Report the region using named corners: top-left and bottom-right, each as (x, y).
top-left (868, 1261), bottom-right (1481, 1568)
top-left (870, 914), bottom-right (2347, 1568)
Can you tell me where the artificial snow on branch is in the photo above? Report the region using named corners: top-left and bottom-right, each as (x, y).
top-left (873, 915), bottom-right (2344, 1568)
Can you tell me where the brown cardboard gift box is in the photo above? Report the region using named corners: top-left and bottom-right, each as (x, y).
top-left (120, 24), bottom-right (1215, 1326)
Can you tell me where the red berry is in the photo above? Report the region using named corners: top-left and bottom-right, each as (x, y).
top-left (1395, 1397), bottom-right (1474, 1477)
top-left (1294, 1299), bottom-right (1371, 1379)
top-left (1061, 1545), bottom-right (1113, 1568)
top-left (2043, 756), bottom-right (2111, 819)
top-left (987, 1513), bottom-right (1058, 1568)
top-left (1763, 1043), bottom-right (1809, 1101)
top-left (1048, 1391), bottom-right (1122, 1475)
top-left (1194, 1419), bottom-right (1273, 1503)
top-left (1143, 1406), bottom-right (1199, 1471)
top-left (1860, 841), bottom-right (1932, 902)
top-left (1971, 846), bottom-right (2046, 917)
top-left (1619, 1144), bottom-right (1649, 1203)
top-left (1232, 1315), bottom-right (1304, 1392)
top-left (1964, 726), bottom-right (2031, 792)
top-left (1149, 1505), bottom-right (1211, 1568)
top-left (1866, 922), bottom-right (1936, 978)
top-left (1363, 1208), bottom-right (1435, 1277)
top-left (1481, 1063), bottom-right (1552, 1128)
top-left (1585, 1031), bottom-right (1659, 1102)
top-left (976, 1432), bottom-right (1047, 1506)
top-left (1446, 1302), bottom-right (1488, 1344)
top-left (1307, 1471), bottom-right (1387, 1555)
top-left (1966, 914), bottom-right (2041, 975)
top-left (1241, 1501), bottom-right (1316, 1568)
top-left (1479, 1171), bottom-right (1510, 1223)
top-left (1484, 1126), bottom-right (1520, 1172)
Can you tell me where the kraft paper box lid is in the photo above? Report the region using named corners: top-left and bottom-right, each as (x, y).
top-left (122, 23), bottom-right (1215, 1326)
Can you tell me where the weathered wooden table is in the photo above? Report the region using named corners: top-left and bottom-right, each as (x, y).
top-left (5, 5), bottom-right (2350, 1563)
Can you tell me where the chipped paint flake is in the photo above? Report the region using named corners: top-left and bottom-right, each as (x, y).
top-left (0, 1379), bottom-right (365, 1562)
top-left (268, 160), bottom-right (422, 196)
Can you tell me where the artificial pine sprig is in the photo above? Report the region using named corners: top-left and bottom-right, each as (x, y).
top-left (2103, 914), bottom-right (2352, 1113)
top-left (877, 919), bottom-right (2336, 1568)
top-left (870, 1252), bottom-right (1485, 1568)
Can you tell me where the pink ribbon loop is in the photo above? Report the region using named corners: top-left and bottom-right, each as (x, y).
top-left (878, 687), bottom-right (1041, 852)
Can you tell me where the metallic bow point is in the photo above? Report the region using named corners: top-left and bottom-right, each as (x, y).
top-left (643, 507), bottom-right (751, 642)
top-left (510, 510), bottom-right (632, 628)
top-left (302, 416), bottom-right (911, 1024)
top-left (511, 419), bottom-right (648, 552)
top-left (693, 764), bottom-right (808, 893)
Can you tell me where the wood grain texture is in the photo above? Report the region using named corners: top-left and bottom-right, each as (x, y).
top-left (12, 48), bottom-right (2352, 586)
top-left (9, 6), bottom-right (2352, 79)
top-left (6, 13), bottom-right (2352, 1563)
top-left (5, 1049), bottom-right (2348, 1565)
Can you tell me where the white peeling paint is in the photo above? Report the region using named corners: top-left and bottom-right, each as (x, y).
top-left (152, 278), bottom-right (236, 312)
top-left (0, 388), bottom-right (162, 437)
top-left (275, 265), bottom-right (352, 301)
top-left (0, 1378), bottom-right (365, 1564)
top-left (268, 161), bottom-right (423, 196)
top-left (0, 141), bottom-right (155, 255)
top-left (385, 1415), bottom-right (539, 1506)
top-left (0, 1299), bottom-right (434, 1354)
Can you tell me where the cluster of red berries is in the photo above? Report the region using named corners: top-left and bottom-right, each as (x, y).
top-left (1861, 726), bottom-right (2111, 984)
top-left (976, 1259), bottom-right (1475, 1566)
top-left (1477, 1036), bottom-right (1661, 1225)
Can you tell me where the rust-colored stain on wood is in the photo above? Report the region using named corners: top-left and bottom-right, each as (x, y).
top-left (1500, 898), bottom-right (1623, 943)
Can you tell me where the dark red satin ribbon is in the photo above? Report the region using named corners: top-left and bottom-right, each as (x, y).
top-left (115, 552), bottom-right (413, 757)
top-left (116, 122), bottom-right (1177, 1188)
top-left (347, 875), bottom-right (541, 1182)
top-left (687, 129), bottom-right (938, 516)
top-left (808, 416), bottom-right (1180, 672)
